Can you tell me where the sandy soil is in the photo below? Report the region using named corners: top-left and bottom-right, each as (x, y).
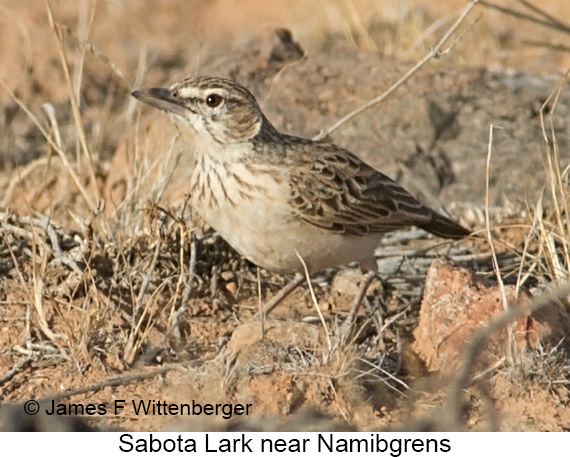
top-left (1, 0), bottom-right (570, 432)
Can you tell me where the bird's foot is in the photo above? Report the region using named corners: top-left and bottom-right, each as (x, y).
top-left (337, 270), bottom-right (377, 344)
top-left (250, 273), bottom-right (306, 321)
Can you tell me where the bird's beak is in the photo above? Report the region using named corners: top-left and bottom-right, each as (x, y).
top-left (131, 88), bottom-right (187, 117)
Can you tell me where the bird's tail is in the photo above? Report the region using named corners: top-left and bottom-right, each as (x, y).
top-left (419, 212), bottom-right (471, 239)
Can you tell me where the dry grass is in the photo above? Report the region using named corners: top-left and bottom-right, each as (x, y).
top-left (1, 0), bottom-right (570, 432)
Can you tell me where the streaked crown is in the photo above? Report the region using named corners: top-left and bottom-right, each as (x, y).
top-left (133, 76), bottom-right (264, 144)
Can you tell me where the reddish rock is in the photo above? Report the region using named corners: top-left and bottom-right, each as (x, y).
top-left (412, 260), bottom-right (570, 374)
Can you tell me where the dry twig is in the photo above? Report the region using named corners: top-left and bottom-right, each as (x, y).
top-left (313, 0), bottom-right (481, 141)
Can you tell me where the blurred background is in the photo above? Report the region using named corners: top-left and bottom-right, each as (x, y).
top-left (1, 0), bottom-right (570, 102)
top-left (1, 0), bottom-right (570, 432)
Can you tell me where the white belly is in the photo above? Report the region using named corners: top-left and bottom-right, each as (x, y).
top-left (190, 157), bottom-right (379, 274)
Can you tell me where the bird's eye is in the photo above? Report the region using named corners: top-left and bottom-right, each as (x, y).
top-left (206, 93), bottom-right (223, 108)
top-left (171, 90), bottom-right (180, 99)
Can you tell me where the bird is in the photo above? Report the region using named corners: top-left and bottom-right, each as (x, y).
top-left (131, 76), bottom-right (470, 331)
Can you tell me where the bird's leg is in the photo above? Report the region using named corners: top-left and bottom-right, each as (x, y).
top-left (340, 270), bottom-right (377, 334)
top-left (251, 273), bottom-right (306, 320)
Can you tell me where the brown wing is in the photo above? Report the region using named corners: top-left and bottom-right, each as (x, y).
top-left (289, 145), bottom-right (436, 237)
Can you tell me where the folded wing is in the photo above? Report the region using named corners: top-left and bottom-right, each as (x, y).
top-left (289, 145), bottom-right (470, 239)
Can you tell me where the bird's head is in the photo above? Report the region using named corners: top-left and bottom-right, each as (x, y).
top-left (132, 76), bottom-right (264, 145)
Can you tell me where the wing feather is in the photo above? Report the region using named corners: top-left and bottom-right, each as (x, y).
top-left (289, 145), bottom-right (433, 236)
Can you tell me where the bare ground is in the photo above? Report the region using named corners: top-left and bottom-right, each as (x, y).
top-left (1, 0), bottom-right (570, 432)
